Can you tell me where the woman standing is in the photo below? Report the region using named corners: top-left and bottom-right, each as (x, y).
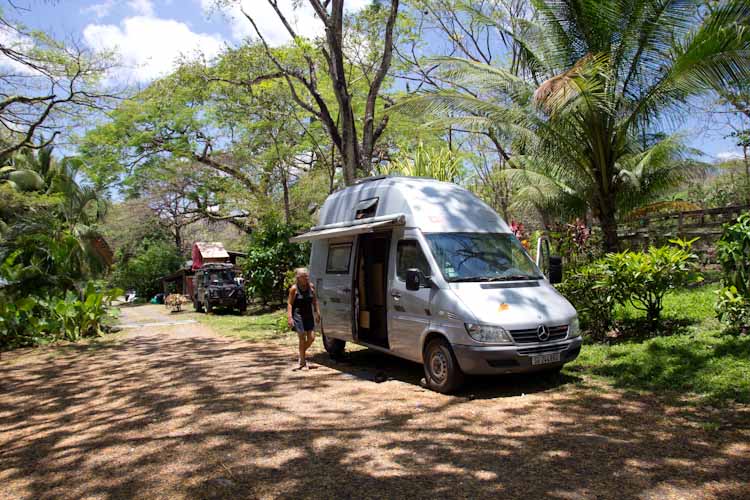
top-left (287, 268), bottom-right (321, 370)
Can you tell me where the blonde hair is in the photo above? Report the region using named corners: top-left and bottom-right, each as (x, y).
top-left (295, 267), bottom-right (310, 286)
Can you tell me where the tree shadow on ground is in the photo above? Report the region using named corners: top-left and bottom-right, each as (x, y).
top-left (309, 348), bottom-right (581, 400)
top-left (610, 317), bottom-right (697, 343)
top-left (1, 331), bottom-right (749, 499)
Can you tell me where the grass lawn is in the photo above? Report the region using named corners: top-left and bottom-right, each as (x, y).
top-left (187, 287), bottom-right (749, 406)
top-left (185, 306), bottom-right (292, 344)
top-left (567, 283), bottom-right (750, 405)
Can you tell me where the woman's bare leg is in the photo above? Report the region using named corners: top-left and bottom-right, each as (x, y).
top-left (305, 331), bottom-right (315, 349)
top-left (297, 333), bottom-right (307, 367)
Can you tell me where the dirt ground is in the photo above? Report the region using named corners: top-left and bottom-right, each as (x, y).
top-left (1, 305), bottom-right (749, 499)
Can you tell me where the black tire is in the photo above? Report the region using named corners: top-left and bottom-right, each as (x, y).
top-left (194, 299), bottom-right (204, 313)
top-left (322, 334), bottom-right (346, 360)
top-left (423, 338), bottom-right (465, 394)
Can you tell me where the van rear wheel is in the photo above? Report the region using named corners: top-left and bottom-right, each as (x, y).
top-left (423, 338), bottom-right (464, 394)
top-left (322, 334), bottom-right (345, 360)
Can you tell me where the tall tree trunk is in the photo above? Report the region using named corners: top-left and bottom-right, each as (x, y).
top-left (599, 202), bottom-right (620, 253)
top-left (744, 143), bottom-right (750, 205)
top-left (174, 226), bottom-right (182, 254)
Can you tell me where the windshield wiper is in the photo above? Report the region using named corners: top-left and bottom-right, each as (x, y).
top-left (486, 275), bottom-right (540, 282)
top-left (449, 275), bottom-right (540, 283)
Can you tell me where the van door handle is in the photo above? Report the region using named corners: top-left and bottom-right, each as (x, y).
top-left (342, 288), bottom-right (351, 293)
top-left (391, 291), bottom-right (401, 299)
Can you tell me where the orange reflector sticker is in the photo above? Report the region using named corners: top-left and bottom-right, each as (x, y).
top-left (498, 303), bottom-right (510, 312)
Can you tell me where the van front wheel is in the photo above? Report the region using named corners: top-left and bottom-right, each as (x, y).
top-left (423, 338), bottom-right (464, 394)
top-left (322, 334), bottom-right (345, 360)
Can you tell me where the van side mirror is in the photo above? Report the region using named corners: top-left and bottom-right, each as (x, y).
top-left (405, 269), bottom-right (423, 291)
top-left (549, 256), bottom-right (563, 284)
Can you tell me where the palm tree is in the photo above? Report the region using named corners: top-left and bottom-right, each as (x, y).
top-left (398, 0), bottom-right (750, 251)
top-left (0, 145), bottom-right (111, 289)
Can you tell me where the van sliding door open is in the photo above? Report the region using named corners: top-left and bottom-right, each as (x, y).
top-left (354, 233), bottom-right (391, 349)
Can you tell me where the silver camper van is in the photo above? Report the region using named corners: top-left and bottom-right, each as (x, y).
top-left (292, 176), bottom-right (581, 393)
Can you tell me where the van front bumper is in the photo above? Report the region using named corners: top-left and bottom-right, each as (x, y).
top-left (452, 337), bottom-right (583, 375)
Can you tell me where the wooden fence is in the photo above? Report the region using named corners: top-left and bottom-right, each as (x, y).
top-left (619, 204), bottom-right (749, 250)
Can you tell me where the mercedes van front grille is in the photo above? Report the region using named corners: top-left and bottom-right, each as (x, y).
top-left (510, 325), bottom-right (568, 343)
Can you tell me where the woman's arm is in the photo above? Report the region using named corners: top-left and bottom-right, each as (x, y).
top-left (287, 285), bottom-right (296, 327)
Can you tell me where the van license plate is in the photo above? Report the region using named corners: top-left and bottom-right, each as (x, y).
top-left (531, 352), bottom-right (561, 365)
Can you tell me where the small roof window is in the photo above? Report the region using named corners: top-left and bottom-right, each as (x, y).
top-left (355, 197), bottom-right (378, 219)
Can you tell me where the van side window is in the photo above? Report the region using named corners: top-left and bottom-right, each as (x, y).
top-left (326, 243), bottom-right (352, 274)
top-left (397, 240), bottom-right (431, 281)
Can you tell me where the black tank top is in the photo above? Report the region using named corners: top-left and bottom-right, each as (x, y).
top-left (293, 285), bottom-right (314, 320)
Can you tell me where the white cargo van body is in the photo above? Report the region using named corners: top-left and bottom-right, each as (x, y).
top-left (292, 176), bottom-right (581, 393)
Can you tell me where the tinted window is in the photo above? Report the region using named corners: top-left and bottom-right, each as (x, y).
top-left (397, 240), bottom-right (431, 281)
top-left (326, 243), bottom-right (352, 274)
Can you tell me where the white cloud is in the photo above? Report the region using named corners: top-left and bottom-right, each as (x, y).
top-left (128, 0), bottom-right (155, 17)
top-left (201, 0), bottom-right (371, 45)
top-left (83, 15), bottom-right (225, 82)
top-left (81, 1), bottom-right (115, 19)
top-left (716, 151), bottom-right (743, 160)
top-left (0, 25), bottom-right (36, 75)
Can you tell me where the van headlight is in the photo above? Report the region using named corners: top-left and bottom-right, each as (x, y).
top-left (568, 317), bottom-right (581, 338)
top-left (464, 323), bottom-right (513, 344)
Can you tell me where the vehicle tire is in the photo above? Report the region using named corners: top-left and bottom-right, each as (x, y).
top-left (423, 338), bottom-right (464, 394)
top-left (194, 299), bottom-right (204, 313)
top-left (322, 334), bottom-right (345, 360)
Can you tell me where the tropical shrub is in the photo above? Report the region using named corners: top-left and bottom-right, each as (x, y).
top-left (1, 254), bottom-right (122, 349)
top-left (380, 142), bottom-right (464, 183)
top-left (242, 219), bottom-right (309, 304)
top-left (49, 283), bottom-right (122, 342)
top-left (556, 263), bottom-right (614, 341)
top-left (111, 239), bottom-right (183, 298)
top-left (715, 214), bottom-right (750, 332)
top-left (600, 239), bottom-right (702, 325)
top-left (549, 219), bottom-right (603, 271)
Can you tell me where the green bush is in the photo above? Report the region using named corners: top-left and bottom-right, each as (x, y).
top-left (600, 238), bottom-right (702, 325)
top-left (715, 286), bottom-right (750, 332)
top-left (111, 239), bottom-right (183, 298)
top-left (49, 282), bottom-right (122, 342)
top-left (715, 214), bottom-right (750, 331)
top-left (242, 220), bottom-right (309, 305)
top-left (1, 277), bottom-right (122, 349)
top-left (556, 263), bottom-right (614, 341)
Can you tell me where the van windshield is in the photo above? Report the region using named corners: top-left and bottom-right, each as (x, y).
top-left (425, 233), bottom-right (543, 282)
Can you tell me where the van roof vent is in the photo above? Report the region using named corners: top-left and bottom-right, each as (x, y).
top-left (352, 175), bottom-right (390, 185)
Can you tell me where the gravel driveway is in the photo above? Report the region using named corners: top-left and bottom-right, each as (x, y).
top-left (1, 305), bottom-right (749, 499)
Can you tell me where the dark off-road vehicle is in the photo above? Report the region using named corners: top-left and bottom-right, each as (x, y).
top-left (193, 263), bottom-right (246, 314)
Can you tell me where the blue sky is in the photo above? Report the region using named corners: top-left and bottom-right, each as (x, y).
top-left (4, 0), bottom-right (746, 161)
